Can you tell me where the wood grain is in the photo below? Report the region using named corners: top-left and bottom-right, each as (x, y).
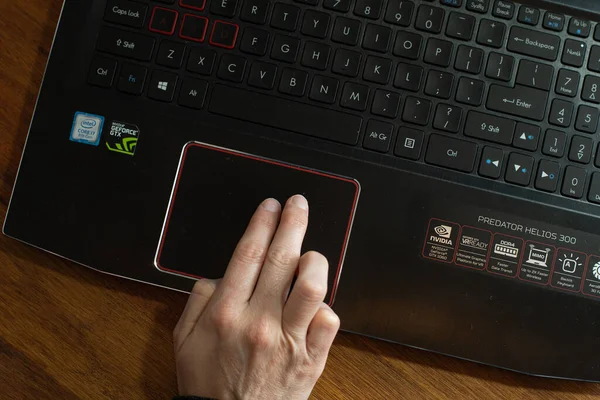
top-left (1, 1), bottom-right (600, 399)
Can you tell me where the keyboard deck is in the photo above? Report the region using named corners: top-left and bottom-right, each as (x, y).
top-left (91, 0), bottom-right (600, 205)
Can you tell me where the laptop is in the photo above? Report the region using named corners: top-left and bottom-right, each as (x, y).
top-left (5, 0), bottom-right (600, 381)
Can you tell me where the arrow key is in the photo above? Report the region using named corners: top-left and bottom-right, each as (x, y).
top-left (479, 146), bottom-right (504, 179)
top-left (568, 135), bottom-right (593, 164)
top-left (535, 159), bottom-right (560, 192)
top-left (548, 98), bottom-right (573, 127)
top-left (513, 122), bottom-right (541, 151)
top-left (505, 152), bottom-right (534, 186)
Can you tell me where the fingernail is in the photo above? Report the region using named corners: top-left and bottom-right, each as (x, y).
top-left (291, 195), bottom-right (308, 210)
top-left (261, 198), bottom-right (280, 212)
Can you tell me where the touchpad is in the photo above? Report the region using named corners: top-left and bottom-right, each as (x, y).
top-left (155, 142), bottom-right (360, 304)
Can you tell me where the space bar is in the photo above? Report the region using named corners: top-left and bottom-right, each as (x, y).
top-left (209, 85), bottom-right (362, 146)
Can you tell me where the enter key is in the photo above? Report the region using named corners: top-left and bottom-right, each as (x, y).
top-left (487, 84), bottom-right (548, 121)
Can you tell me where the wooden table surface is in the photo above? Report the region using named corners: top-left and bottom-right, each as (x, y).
top-left (1, 1), bottom-right (600, 399)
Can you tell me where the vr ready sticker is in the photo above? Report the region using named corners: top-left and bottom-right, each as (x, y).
top-left (70, 112), bottom-right (104, 146)
top-left (106, 121), bottom-right (140, 156)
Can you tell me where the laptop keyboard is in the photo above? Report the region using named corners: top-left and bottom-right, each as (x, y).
top-left (91, 0), bottom-right (600, 205)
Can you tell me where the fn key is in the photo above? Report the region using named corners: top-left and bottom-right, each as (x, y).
top-left (425, 134), bottom-right (478, 172)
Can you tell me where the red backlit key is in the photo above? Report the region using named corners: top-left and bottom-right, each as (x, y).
top-left (180, 14), bottom-right (209, 42)
top-left (149, 7), bottom-right (178, 35)
top-left (210, 21), bottom-right (239, 49)
top-left (180, 0), bottom-right (206, 11)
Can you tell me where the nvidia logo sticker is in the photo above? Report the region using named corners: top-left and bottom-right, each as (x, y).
top-left (106, 121), bottom-right (139, 156)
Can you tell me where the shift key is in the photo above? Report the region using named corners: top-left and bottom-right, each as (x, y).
top-left (487, 84), bottom-right (548, 121)
top-left (425, 134), bottom-right (478, 173)
top-left (96, 26), bottom-right (155, 61)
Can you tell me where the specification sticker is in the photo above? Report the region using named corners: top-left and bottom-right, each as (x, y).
top-left (455, 226), bottom-right (491, 270)
top-left (488, 234), bottom-right (523, 277)
top-left (422, 219), bottom-right (460, 263)
top-left (583, 255), bottom-right (600, 297)
top-left (518, 241), bottom-right (555, 285)
top-left (551, 248), bottom-right (587, 292)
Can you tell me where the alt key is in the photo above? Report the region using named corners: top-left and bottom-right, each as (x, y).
top-left (363, 120), bottom-right (394, 153)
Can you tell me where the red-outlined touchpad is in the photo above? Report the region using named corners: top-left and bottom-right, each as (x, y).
top-left (155, 142), bottom-right (361, 306)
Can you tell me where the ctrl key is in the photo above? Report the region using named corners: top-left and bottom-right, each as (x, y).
top-left (425, 134), bottom-right (477, 172)
top-left (88, 56), bottom-right (117, 88)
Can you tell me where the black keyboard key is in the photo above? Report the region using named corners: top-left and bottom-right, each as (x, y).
top-left (210, 84), bottom-right (362, 145)
top-left (240, 27), bottom-right (269, 55)
top-left (402, 97), bottom-right (431, 126)
top-left (415, 5), bottom-right (444, 33)
top-left (187, 47), bottom-right (216, 75)
top-left (395, 127), bottom-right (424, 160)
top-left (464, 111), bottom-right (515, 144)
top-left (477, 19), bottom-right (506, 48)
top-left (178, 78), bottom-right (208, 109)
top-left (393, 31), bottom-right (423, 60)
top-left (485, 52), bottom-right (514, 81)
top-left (446, 12), bottom-right (475, 40)
top-left (180, 15), bottom-right (209, 42)
top-left (548, 99), bottom-right (573, 127)
top-left (582, 75), bottom-right (600, 104)
top-left (385, 0), bottom-right (414, 26)
top-left (97, 26), bottom-right (155, 61)
top-left (513, 122), bottom-right (540, 151)
top-left (372, 89), bottom-right (401, 118)
top-left (424, 70), bottom-right (454, 99)
top-left (424, 38), bottom-right (453, 67)
top-left (517, 6), bottom-right (539, 25)
top-left (535, 160), bottom-right (560, 192)
top-left (568, 18), bottom-right (591, 38)
top-left (479, 146), bottom-right (504, 179)
top-left (515, 60), bottom-right (554, 91)
top-left (456, 77), bottom-right (484, 106)
top-left (589, 46), bottom-right (600, 73)
top-left (248, 61), bottom-right (277, 89)
top-left (363, 120), bottom-right (393, 153)
top-left (156, 40), bottom-right (186, 68)
top-left (302, 42), bottom-right (330, 70)
top-left (575, 105), bottom-right (599, 133)
top-left (271, 35), bottom-right (300, 63)
top-left (309, 75), bottom-right (339, 104)
top-left (332, 49), bottom-right (361, 77)
top-left (492, 1), bottom-right (515, 19)
top-left (180, 0), bottom-right (206, 11)
top-left (562, 39), bottom-right (586, 67)
top-left (507, 26), bottom-right (560, 61)
top-left (543, 12), bottom-right (564, 31)
top-left (217, 54), bottom-right (247, 82)
top-left (440, 0), bottom-right (462, 7)
top-left (505, 153), bottom-right (534, 186)
top-left (301, 10), bottom-right (331, 38)
top-left (555, 69), bottom-right (580, 97)
top-left (588, 173), bottom-right (600, 204)
top-left (425, 134), bottom-right (478, 172)
top-left (240, 0), bottom-right (269, 23)
top-left (486, 84), bottom-right (548, 121)
top-left (340, 82), bottom-right (369, 111)
top-left (148, 69), bottom-right (178, 102)
top-left (117, 62), bottom-right (147, 94)
top-left (394, 63), bottom-right (423, 92)
top-left (562, 166), bottom-right (587, 198)
top-left (271, 3), bottom-right (300, 31)
top-left (354, 0), bottom-right (383, 19)
top-left (454, 45), bottom-right (483, 74)
top-left (467, 0), bottom-right (489, 13)
top-left (331, 17), bottom-right (361, 45)
top-left (323, 0), bottom-right (351, 12)
top-left (569, 136), bottom-right (593, 164)
top-left (209, 21), bottom-right (239, 49)
top-left (363, 56), bottom-right (392, 84)
top-left (149, 7), bottom-right (178, 35)
top-left (88, 56), bottom-right (117, 88)
top-left (542, 129), bottom-right (566, 157)
top-left (433, 104), bottom-right (462, 133)
top-left (295, 0), bottom-right (318, 5)
top-left (363, 24), bottom-right (392, 53)
top-left (279, 68), bottom-right (308, 96)
top-left (210, 0), bottom-right (238, 17)
top-left (105, 0), bottom-right (147, 28)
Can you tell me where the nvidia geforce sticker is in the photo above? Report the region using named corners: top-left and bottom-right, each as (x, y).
top-left (106, 121), bottom-right (139, 156)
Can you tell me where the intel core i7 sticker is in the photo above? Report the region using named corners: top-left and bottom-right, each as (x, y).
top-left (106, 121), bottom-right (139, 156)
top-left (70, 112), bottom-right (104, 146)
top-left (423, 219), bottom-right (460, 263)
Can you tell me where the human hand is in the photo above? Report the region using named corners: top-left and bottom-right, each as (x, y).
top-left (173, 195), bottom-right (340, 400)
